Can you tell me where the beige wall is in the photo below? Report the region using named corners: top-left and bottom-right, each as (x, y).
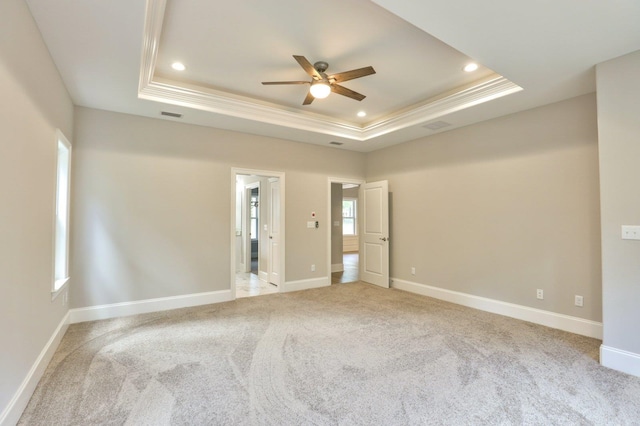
top-left (596, 50), bottom-right (640, 354)
top-left (71, 107), bottom-right (366, 308)
top-left (366, 94), bottom-right (602, 321)
top-left (0, 0), bottom-right (74, 416)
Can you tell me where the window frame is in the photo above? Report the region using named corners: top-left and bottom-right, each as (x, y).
top-left (52, 130), bottom-right (72, 298)
top-left (342, 197), bottom-right (357, 236)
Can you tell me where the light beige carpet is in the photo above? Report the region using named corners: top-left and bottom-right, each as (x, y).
top-left (19, 282), bottom-right (640, 425)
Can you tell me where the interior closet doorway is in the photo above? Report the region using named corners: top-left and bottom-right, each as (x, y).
top-left (248, 185), bottom-right (260, 275)
top-left (232, 169), bottom-right (286, 299)
top-left (328, 178), bottom-right (364, 284)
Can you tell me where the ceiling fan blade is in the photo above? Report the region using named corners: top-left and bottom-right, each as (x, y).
top-left (302, 91), bottom-right (315, 105)
top-left (329, 66), bottom-right (376, 83)
top-left (331, 84), bottom-right (366, 101)
top-left (262, 81), bottom-right (310, 85)
top-left (293, 55), bottom-right (322, 79)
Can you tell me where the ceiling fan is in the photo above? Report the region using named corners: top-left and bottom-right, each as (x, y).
top-left (262, 55), bottom-right (376, 105)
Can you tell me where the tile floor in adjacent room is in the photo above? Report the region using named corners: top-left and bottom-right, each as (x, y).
top-left (235, 271), bottom-right (279, 298)
top-left (236, 252), bottom-right (359, 298)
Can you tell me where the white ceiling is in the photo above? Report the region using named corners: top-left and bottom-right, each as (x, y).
top-left (25, 0), bottom-right (640, 152)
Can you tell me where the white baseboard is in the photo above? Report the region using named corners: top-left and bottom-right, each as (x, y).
top-left (600, 345), bottom-right (640, 377)
top-left (332, 263), bottom-right (344, 273)
top-left (0, 312), bottom-right (69, 426)
top-left (391, 278), bottom-right (603, 339)
top-left (69, 290), bottom-right (233, 324)
top-left (284, 277), bottom-right (330, 293)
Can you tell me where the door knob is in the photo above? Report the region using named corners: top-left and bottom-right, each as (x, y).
top-left (379, 237), bottom-right (388, 241)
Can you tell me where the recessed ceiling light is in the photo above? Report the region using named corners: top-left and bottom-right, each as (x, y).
top-left (463, 63), bottom-right (479, 72)
top-left (357, 111), bottom-right (366, 117)
top-left (171, 62), bottom-right (186, 71)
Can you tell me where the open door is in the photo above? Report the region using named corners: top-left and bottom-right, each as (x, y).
top-left (268, 178), bottom-right (281, 286)
top-left (360, 180), bottom-right (389, 288)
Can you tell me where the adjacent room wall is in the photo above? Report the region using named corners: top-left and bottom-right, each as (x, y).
top-left (366, 94), bottom-right (602, 321)
top-left (596, 50), bottom-right (640, 373)
top-left (71, 107), bottom-right (366, 308)
top-left (331, 183), bottom-right (344, 270)
top-left (0, 0), bottom-right (74, 421)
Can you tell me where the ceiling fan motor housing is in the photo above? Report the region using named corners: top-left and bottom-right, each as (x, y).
top-left (314, 61), bottom-right (329, 74)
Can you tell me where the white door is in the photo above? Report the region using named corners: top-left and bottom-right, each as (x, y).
top-left (360, 180), bottom-right (389, 288)
top-left (268, 179), bottom-right (281, 286)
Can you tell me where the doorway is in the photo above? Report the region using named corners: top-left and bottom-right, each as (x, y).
top-left (328, 178), bottom-right (364, 284)
top-left (232, 169), bottom-right (286, 299)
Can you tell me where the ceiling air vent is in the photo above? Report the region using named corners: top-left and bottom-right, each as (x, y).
top-left (423, 120), bottom-right (451, 130)
top-left (329, 141), bottom-right (344, 146)
top-left (161, 111), bottom-right (182, 118)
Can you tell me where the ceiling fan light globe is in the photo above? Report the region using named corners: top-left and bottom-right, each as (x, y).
top-left (310, 81), bottom-right (331, 99)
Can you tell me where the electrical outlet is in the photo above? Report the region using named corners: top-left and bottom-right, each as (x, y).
top-left (621, 225), bottom-right (640, 240)
top-left (411, 267), bottom-right (416, 275)
top-left (311, 264), bottom-right (315, 272)
top-left (575, 295), bottom-right (584, 307)
top-left (536, 289), bottom-right (544, 300)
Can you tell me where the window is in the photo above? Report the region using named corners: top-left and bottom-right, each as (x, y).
top-left (53, 130), bottom-right (71, 293)
top-left (342, 198), bottom-right (357, 235)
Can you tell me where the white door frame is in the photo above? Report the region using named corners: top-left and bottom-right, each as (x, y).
top-left (231, 168), bottom-right (286, 298)
top-left (267, 177), bottom-right (281, 286)
top-left (326, 177), bottom-right (365, 284)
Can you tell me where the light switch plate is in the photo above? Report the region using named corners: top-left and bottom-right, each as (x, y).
top-left (307, 221), bottom-right (315, 228)
top-left (622, 225), bottom-right (640, 240)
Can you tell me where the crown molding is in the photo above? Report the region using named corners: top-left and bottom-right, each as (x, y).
top-left (362, 75), bottom-right (521, 139)
top-left (139, 78), bottom-right (364, 139)
top-left (139, 0), bottom-right (166, 92)
top-left (139, 0), bottom-right (522, 142)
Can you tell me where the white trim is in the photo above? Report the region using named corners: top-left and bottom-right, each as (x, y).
top-left (51, 278), bottom-right (69, 301)
top-left (68, 290), bottom-right (232, 324)
top-left (138, 0), bottom-right (166, 92)
top-left (258, 271), bottom-right (269, 282)
top-left (391, 278), bottom-right (603, 339)
top-left (361, 75), bottom-right (522, 140)
top-left (600, 345), bottom-right (640, 377)
top-left (52, 129), bottom-right (72, 294)
top-left (0, 312), bottom-right (69, 426)
top-left (283, 277), bottom-right (330, 293)
top-left (139, 0), bottom-right (522, 141)
top-left (332, 263), bottom-right (344, 273)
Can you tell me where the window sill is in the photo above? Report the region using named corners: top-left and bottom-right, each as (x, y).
top-left (51, 277), bottom-right (70, 301)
